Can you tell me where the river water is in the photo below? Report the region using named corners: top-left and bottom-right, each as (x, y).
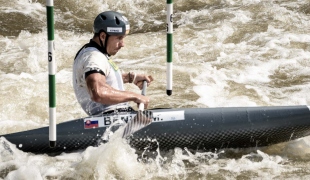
top-left (1, 0), bottom-right (310, 179)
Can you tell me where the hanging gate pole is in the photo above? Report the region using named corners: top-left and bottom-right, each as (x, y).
top-left (166, 0), bottom-right (173, 96)
top-left (46, 0), bottom-right (56, 148)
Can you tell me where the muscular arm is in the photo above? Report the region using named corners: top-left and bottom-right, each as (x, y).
top-left (86, 73), bottom-right (149, 106)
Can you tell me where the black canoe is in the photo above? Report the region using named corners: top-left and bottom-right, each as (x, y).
top-left (1, 105), bottom-right (310, 155)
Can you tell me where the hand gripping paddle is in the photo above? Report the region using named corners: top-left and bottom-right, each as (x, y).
top-left (123, 81), bottom-right (152, 138)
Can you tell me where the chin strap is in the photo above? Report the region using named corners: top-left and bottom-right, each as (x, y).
top-left (100, 33), bottom-right (110, 57)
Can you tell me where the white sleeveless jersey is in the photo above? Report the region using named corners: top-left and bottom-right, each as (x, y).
top-left (72, 47), bottom-right (128, 115)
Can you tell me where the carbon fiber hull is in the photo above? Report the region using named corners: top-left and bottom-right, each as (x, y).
top-left (1, 106), bottom-right (310, 155)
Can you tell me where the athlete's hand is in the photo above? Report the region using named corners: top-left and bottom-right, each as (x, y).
top-left (134, 74), bottom-right (154, 90)
top-left (134, 94), bottom-right (150, 109)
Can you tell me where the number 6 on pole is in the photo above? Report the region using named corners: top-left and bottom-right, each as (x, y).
top-left (46, 0), bottom-right (56, 148)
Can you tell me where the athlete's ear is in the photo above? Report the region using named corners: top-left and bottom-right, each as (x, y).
top-left (99, 32), bottom-right (106, 41)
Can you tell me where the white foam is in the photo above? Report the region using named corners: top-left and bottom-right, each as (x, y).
top-left (1, 1), bottom-right (44, 15)
top-left (1, 0), bottom-right (310, 179)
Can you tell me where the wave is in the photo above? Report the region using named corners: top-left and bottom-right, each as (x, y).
top-left (3, 0), bottom-right (308, 37)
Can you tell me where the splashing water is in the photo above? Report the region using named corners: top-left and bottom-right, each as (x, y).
top-left (1, 0), bottom-right (310, 179)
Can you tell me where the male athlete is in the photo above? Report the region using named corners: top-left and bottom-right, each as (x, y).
top-left (73, 11), bottom-right (153, 115)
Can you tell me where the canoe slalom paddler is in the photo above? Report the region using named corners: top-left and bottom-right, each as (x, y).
top-left (73, 11), bottom-right (153, 116)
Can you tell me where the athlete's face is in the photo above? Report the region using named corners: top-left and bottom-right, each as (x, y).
top-left (106, 35), bottom-right (126, 56)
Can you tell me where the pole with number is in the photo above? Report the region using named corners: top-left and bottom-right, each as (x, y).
top-left (46, 0), bottom-right (56, 148)
top-left (166, 0), bottom-right (173, 96)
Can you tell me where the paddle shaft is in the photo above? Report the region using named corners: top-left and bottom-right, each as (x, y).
top-left (139, 81), bottom-right (147, 111)
top-left (122, 81), bottom-right (150, 138)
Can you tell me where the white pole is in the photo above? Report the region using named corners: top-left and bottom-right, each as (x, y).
top-left (46, 0), bottom-right (56, 148)
top-left (166, 0), bottom-right (173, 96)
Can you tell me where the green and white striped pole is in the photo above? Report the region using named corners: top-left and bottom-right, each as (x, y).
top-left (166, 0), bottom-right (173, 96)
top-left (46, 0), bottom-right (56, 148)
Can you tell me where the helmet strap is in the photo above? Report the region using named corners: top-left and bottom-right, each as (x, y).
top-left (104, 34), bottom-right (110, 56)
top-left (99, 31), bottom-right (111, 56)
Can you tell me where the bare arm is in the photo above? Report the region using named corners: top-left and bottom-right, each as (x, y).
top-left (86, 73), bottom-right (150, 108)
top-left (122, 72), bottom-right (154, 89)
top-left (122, 72), bottom-right (131, 83)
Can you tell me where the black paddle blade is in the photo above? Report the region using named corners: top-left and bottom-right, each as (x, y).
top-left (122, 110), bottom-right (152, 138)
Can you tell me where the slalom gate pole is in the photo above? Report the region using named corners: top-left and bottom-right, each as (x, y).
top-left (166, 0), bottom-right (173, 96)
top-left (46, 0), bottom-right (56, 148)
